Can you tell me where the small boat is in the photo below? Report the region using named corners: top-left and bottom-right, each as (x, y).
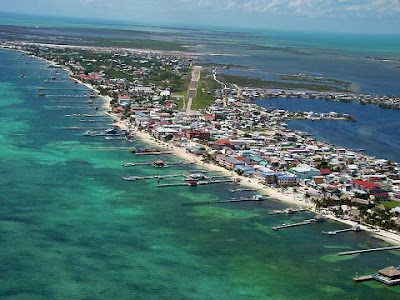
top-left (285, 208), bottom-right (294, 214)
top-left (83, 131), bottom-right (96, 136)
top-left (185, 173), bottom-right (208, 181)
top-left (131, 148), bottom-right (160, 154)
top-left (314, 215), bottom-right (326, 222)
top-left (322, 231), bottom-right (337, 235)
top-left (105, 128), bottom-right (118, 135)
top-left (105, 136), bottom-right (125, 140)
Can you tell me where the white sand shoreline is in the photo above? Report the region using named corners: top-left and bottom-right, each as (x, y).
top-left (9, 46), bottom-right (400, 247)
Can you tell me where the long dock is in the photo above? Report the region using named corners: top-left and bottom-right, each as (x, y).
top-left (322, 226), bottom-right (361, 235)
top-left (133, 152), bottom-right (172, 156)
top-left (122, 174), bottom-right (185, 181)
top-left (269, 208), bottom-right (307, 215)
top-left (338, 245), bottom-right (400, 256)
top-left (230, 188), bottom-right (260, 193)
top-left (121, 162), bottom-right (193, 167)
top-left (65, 114), bottom-right (105, 118)
top-left (80, 120), bottom-right (110, 123)
top-left (272, 220), bottom-right (313, 231)
top-left (157, 179), bottom-right (233, 188)
top-left (181, 198), bottom-right (265, 206)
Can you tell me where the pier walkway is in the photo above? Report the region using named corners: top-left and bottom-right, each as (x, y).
top-left (272, 220), bottom-right (313, 231)
top-left (338, 245), bottom-right (400, 256)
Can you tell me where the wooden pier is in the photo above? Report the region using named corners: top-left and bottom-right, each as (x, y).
top-left (272, 220), bottom-right (313, 231)
top-left (122, 174), bottom-right (184, 181)
top-left (230, 188), bottom-right (260, 193)
top-left (65, 114), bottom-right (104, 118)
top-left (133, 151), bottom-right (172, 156)
top-left (322, 226), bottom-right (361, 235)
top-left (80, 120), bottom-right (110, 123)
top-left (181, 198), bottom-right (265, 206)
top-left (338, 245), bottom-right (400, 256)
top-left (121, 161), bottom-right (193, 167)
top-left (157, 179), bottom-right (233, 188)
top-left (269, 208), bottom-right (307, 215)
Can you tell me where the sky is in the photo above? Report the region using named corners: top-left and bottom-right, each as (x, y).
top-left (0, 0), bottom-right (400, 34)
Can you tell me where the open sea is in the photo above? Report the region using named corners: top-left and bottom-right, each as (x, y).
top-left (1, 48), bottom-right (400, 299)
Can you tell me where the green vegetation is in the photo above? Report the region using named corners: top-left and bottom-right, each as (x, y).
top-left (192, 74), bottom-right (218, 110)
top-left (171, 73), bottom-right (191, 110)
top-left (278, 74), bottom-right (352, 90)
top-left (217, 74), bottom-right (354, 92)
top-left (383, 200), bottom-right (400, 210)
top-left (104, 69), bottom-right (135, 81)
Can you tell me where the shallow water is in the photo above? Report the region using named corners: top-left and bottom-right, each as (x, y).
top-left (1, 49), bottom-right (400, 299)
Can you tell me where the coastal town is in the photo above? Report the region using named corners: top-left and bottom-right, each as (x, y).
top-left (3, 42), bottom-right (400, 244)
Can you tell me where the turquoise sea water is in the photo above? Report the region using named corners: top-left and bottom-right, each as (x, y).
top-left (1, 50), bottom-right (400, 299)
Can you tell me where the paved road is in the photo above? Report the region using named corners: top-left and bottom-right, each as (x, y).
top-left (213, 70), bottom-right (228, 107)
top-left (186, 66), bottom-right (202, 114)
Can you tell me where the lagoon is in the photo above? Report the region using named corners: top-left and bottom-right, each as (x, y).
top-left (255, 98), bottom-right (400, 162)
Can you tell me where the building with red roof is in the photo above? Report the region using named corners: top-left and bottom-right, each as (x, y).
top-left (185, 130), bottom-right (210, 140)
top-left (320, 168), bottom-right (332, 176)
top-left (351, 180), bottom-right (389, 201)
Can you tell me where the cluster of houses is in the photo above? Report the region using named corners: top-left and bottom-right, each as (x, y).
top-left (127, 84), bottom-right (400, 229)
top-left (236, 87), bottom-right (400, 110)
top-left (9, 43), bottom-right (192, 109)
top-left (10, 42), bottom-right (400, 231)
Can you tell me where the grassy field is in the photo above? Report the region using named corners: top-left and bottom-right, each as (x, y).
top-left (383, 200), bottom-right (400, 210)
top-left (171, 73), bottom-right (191, 110)
top-left (278, 74), bottom-right (352, 90)
top-left (191, 74), bottom-right (218, 110)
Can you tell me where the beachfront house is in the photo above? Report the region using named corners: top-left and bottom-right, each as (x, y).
top-left (254, 172), bottom-right (277, 185)
top-left (290, 164), bottom-right (320, 180)
top-left (184, 130), bottom-right (211, 141)
top-left (119, 95), bottom-right (131, 106)
top-left (276, 173), bottom-right (299, 187)
top-left (154, 126), bottom-right (179, 141)
top-left (216, 155), bottom-right (245, 170)
top-left (351, 180), bottom-right (389, 201)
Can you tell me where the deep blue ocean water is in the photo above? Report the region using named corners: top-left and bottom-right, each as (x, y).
top-left (255, 98), bottom-right (400, 162)
top-left (1, 50), bottom-right (400, 299)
